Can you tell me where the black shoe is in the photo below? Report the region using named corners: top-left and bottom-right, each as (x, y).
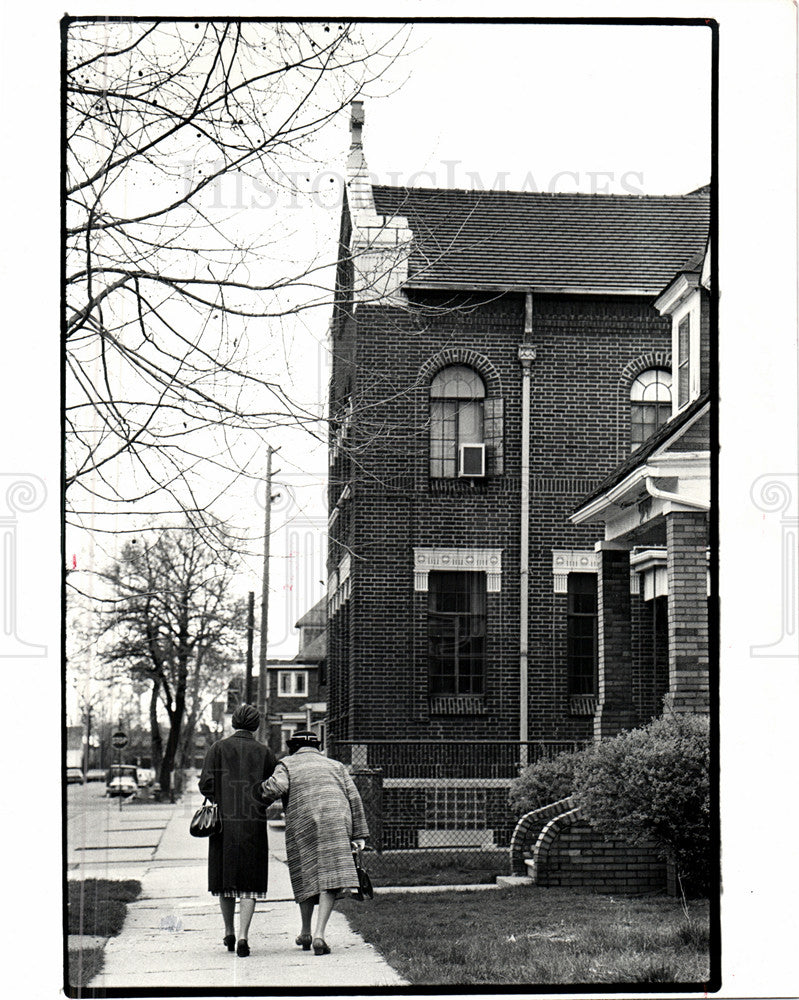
top-left (296, 933), bottom-right (313, 950)
top-left (313, 938), bottom-right (330, 955)
top-left (236, 939), bottom-right (250, 957)
top-left (223, 934), bottom-right (236, 952)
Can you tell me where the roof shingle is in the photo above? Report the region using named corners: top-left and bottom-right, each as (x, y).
top-left (371, 186), bottom-right (710, 295)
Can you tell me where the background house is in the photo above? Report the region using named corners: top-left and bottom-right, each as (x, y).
top-left (224, 598), bottom-right (327, 755)
top-left (325, 103), bottom-right (711, 869)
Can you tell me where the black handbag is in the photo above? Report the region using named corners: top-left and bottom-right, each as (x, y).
top-left (352, 847), bottom-right (374, 901)
top-left (190, 797), bottom-right (221, 837)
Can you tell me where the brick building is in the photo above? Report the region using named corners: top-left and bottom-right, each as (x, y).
top-left (326, 104), bottom-right (711, 853)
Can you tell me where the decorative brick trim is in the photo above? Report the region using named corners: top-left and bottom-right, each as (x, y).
top-left (552, 549), bottom-right (599, 593)
top-left (428, 695), bottom-right (488, 715)
top-left (567, 695), bottom-right (597, 717)
top-left (619, 350), bottom-right (673, 389)
top-left (414, 547), bottom-right (503, 592)
top-left (418, 348), bottom-right (504, 397)
top-left (429, 477), bottom-right (489, 495)
top-left (509, 797), bottom-right (575, 875)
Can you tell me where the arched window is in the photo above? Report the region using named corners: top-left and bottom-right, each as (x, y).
top-left (430, 365), bottom-right (485, 477)
top-left (630, 369), bottom-right (672, 451)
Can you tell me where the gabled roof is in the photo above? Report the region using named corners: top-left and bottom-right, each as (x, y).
top-left (572, 390), bottom-right (711, 517)
top-left (294, 597), bottom-right (326, 630)
top-left (294, 630), bottom-right (326, 664)
top-left (371, 186), bottom-right (710, 296)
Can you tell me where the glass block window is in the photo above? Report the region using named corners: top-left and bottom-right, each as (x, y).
top-left (630, 368), bottom-right (672, 451)
top-left (430, 365), bottom-right (485, 478)
top-left (567, 573), bottom-right (598, 696)
top-left (425, 787), bottom-right (487, 829)
top-left (428, 571), bottom-right (486, 695)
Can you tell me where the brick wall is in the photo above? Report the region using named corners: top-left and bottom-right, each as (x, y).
top-left (536, 819), bottom-right (667, 894)
top-left (665, 510), bottom-right (709, 714)
top-left (328, 289), bottom-right (673, 745)
top-left (669, 410), bottom-right (709, 452)
top-left (595, 546), bottom-right (636, 738)
top-left (632, 595), bottom-right (670, 723)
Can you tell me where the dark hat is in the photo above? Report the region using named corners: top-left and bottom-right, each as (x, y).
top-left (287, 729), bottom-right (321, 752)
top-left (231, 704), bottom-right (260, 732)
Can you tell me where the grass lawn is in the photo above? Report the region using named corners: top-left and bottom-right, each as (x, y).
top-left (68, 946), bottom-right (105, 992)
top-left (365, 849), bottom-right (505, 886)
top-left (68, 878), bottom-right (142, 937)
top-left (339, 886), bottom-right (711, 986)
top-left (67, 879), bottom-right (141, 991)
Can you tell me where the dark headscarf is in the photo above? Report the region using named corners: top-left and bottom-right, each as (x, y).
top-left (287, 729), bottom-right (321, 753)
top-left (231, 704), bottom-right (260, 732)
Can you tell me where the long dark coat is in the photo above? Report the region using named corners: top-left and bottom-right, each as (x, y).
top-left (198, 730), bottom-right (277, 894)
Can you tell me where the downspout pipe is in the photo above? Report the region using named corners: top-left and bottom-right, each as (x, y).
top-left (518, 291), bottom-right (536, 770)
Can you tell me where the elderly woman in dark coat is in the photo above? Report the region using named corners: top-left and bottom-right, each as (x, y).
top-left (260, 730), bottom-right (368, 955)
top-left (199, 704), bottom-right (277, 957)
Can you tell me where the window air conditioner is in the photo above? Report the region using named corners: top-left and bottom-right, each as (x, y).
top-left (459, 443), bottom-right (486, 477)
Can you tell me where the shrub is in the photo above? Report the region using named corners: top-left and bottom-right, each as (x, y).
top-left (574, 713), bottom-right (710, 894)
top-left (508, 749), bottom-right (585, 816)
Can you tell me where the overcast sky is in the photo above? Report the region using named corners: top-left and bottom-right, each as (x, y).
top-left (361, 23), bottom-right (711, 195)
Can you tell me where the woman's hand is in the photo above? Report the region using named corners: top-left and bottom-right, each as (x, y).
top-left (351, 838), bottom-right (366, 851)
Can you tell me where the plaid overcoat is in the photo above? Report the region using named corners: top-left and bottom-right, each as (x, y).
top-left (199, 730), bottom-right (277, 894)
top-left (260, 747), bottom-right (369, 902)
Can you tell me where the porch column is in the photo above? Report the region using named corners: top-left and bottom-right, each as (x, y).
top-left (664, 511), bottom-right (709, 714)
top-left (594, 542), bottom-right (637, 739)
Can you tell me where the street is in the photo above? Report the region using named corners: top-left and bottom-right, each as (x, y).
top-left (66, 778), bottom-right (288, 878)
top-left (66, 779), bottom-right (179, 875)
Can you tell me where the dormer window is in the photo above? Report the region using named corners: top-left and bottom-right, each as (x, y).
top-left (630, 369), bottom-right (672, 451)
top-left (430, 365), bottom-right (485, 478)
top-left (654, 264), bottom-right (705, 414)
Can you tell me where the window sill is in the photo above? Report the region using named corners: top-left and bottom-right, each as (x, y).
top-left (567, 695), bottom-right (597, 717)
top-left (429, 695), bottom-right (488, 715)
top-left (429, 478), bottom-right (490, 494)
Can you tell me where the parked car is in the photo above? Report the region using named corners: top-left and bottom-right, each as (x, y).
top-left (86, 769), bottom-right (107, 782)
top-left (105, 764), bottom-right (138, 798)
top-left (136, 767), bottom-right (156, 787)
top-left (66, 767), bottom-right (84, 784)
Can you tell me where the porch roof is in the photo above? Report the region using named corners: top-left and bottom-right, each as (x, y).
top-left (572, 390), bottom-right (710, 520)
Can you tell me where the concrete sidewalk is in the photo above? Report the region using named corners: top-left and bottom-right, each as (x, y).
top-left (85, 789), bottom-right (408, 989)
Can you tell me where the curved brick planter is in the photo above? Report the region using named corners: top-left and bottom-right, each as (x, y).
top-left (508, 797), bottom-right (575, 875)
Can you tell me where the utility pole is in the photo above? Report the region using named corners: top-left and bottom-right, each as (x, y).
top-left (84, 703), bottom-right (92, 774)
top-left (257, 447), bottom-right (275, 744)
top-left (245, 591), bottom-right (255, 704)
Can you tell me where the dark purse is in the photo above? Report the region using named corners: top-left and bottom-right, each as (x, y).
top-left (352, 847), bottom-right (374, 901)
top-left (190, 797), bottom-right (221, 837)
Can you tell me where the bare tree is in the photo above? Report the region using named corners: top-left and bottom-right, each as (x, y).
top-left (99, 522), bottom-right (245, 799)
top-left (65, 19), bottom-right (410, 545)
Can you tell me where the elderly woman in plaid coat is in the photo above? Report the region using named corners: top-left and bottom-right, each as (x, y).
top-left (260, 730), bottom-right (368, 955)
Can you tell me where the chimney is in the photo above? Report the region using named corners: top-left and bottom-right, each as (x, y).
top-left (347, 100), bottom-right (367, 175)
top-left (344, 100), bottom-right (412, 306)
top-left (350, 100), bottom-right (364, 148)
